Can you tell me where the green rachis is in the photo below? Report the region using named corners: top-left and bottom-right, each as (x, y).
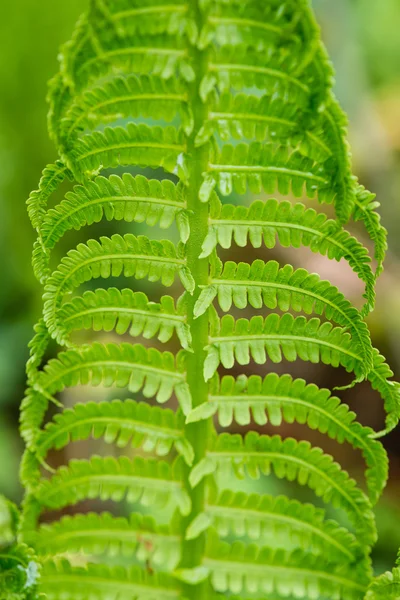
top-left (1, 1), bottom-right (400, 599)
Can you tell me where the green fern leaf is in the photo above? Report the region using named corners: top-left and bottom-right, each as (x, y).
top-left (190, 432), bottom-right (376, 546)
top-left (368, 349), bottom-right (400, 437)
top-left (39, 559), bottom-right (185, 600)
top-left (203, 44), bottom-right (316, 107)
top-left (199, 533), bottom-right (370, 599)
top-left (195, 257), bottom-right (374, 375)
top-left (55, 9), bottom-right (194, 93)
top-left (201, 142), bottom-right (334, 205)
top-left (196, 92), bottom-right (302, 147)
top-left (33, 455), bottom-right (191, 516)
top-left (21, 342), bottom-right (191, 447)
top-left (33, 399), bottom-right (194, 468)
top-left (56, 289), bottom-right (192, 350)
top-left (198, 92), bottom-right (356, 222)
top-left (26, 319), bottom-right (51, 381)
top-left (201, 196), bottom-right (375, 313)
top-left (33, 174), bottom-right (191, 283)
top-left (20, 0), bottom-right (400, 597)
top-left (205, 313), bottom-right (361, 377)
top-left (60, 74), bottom-right (193, 148)
top-left (204, 313), bottom-right (400, 432)
top-left (202, 487), bottom-right (366, 565)
top-left (365, 566), bottom-right (400, 600)
top-left (188, 373), bottom-right (387, 504)
top-left (353, 185), bottom-right (388, 276)
top-left (26, 161), bottom-right (73, 231)
top-left (66, 124), bottom-right (188, 182)
top-left (26, 511), bottom-right (182, 571)
top-left (42, 234), bottom-right (194, 343)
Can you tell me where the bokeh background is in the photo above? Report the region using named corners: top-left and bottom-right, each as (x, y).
top-left (0, 0), bottom-right (399, 574)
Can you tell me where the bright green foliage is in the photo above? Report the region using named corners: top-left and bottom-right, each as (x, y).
top-left (39, 560), bottom-right (185, 600)
top-left (200, 195), bottom-right (376, 314)
top-left (0, 498), bottom-right (40, 600)
top-left (365, 555), bottom-right (400, 600)
top-left (5, 0), bottom-right (399, 599)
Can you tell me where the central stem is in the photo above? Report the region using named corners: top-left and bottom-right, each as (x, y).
top-left (180, 1), bottom-right (211, 597)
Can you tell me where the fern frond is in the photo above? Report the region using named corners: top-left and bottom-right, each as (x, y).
top-left (204, 313), bottom-right (400, 431)
top-left (35, 399), bottom-right (194, 467)
top-left (26, 161), bottom-right (73, 230)
top-left (197, 92), bottom-right (344, 168)
top-left (199, 534), bottom-right (370, 600)
top-left (199, 93), bottom-right (357, 222)
top-left (315, 98), bottom-right (356, 224)
top-left (21, 342), bottom-right (191, 447)
top-left (66, 124), bottom-right (188, 182)
top-left (188, 373), bottom-right (387, 504)
top-left (26, 511), bottom-right (182, 570)
top-left (353, 185), bottom-right (388, 276)
top-left (57, 289), bottom-right (192, 350)
top-left (190, 432), bottom-right (376, 546)
top-left (20, 0), bottom-right (399, 596)
top-left (196, 92), bottom-right (303, 147)
top-left (200, 0), bottom-right (333, 70)
top-left (40, 559), bottom-right (184, 600)
top-left (60, 74), bottom-right (193, 149)
top-left (202, 488), bottom-right (365, 565)
top-left (205, 313), bottom-right (361, 378)
top-left (33, 455), bottom-right (191, 515)
top-left (203, 44), bottom-right (313, 107)
top-left (26, 320), bottom-right (51, 384)
top-left (199, 4), bottom-right (297, 53)
top-left (201, 196), bottom-right (375, 313)
top-left (195, 257), bottom-right (374, 375)
top-left (201, 142), bottom-right (333, 205)
top-left (368, 349), bottom-right (400, 437)
top-left (42, 234), bottom-right (194, 343)
top-left (57, 11), bottom-right (193, 92)
top-left (365, 566), bottom-right (400, 600)
top-left (33, 174), bottom-right (190, 283)
top-left (94, 0), bottom-right (196, 41)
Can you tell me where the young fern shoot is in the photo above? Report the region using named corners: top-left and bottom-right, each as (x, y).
top-left (4, 0), bottom-right (400, 599)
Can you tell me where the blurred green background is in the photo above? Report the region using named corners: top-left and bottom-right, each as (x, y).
top-left (0, 0), bottom-right (399, 573)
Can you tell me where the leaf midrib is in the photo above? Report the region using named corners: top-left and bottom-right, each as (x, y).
top-left (211, 276), bottom-right (355, 326)
top-left (76, 140), bottom-right (186, 162)
top-left (203, 557), bottom-right (367, 592)
top-left (62, 304), bottom-right (184, 326)
top-left (210, 332), bottom-right (360, 361)
top-left (209, 62), bottom-right (309, 94)
top-left (112, 4), bottom-right (187, 20)
top-left (208, 163), bottom-right (327, 184)
top-left (79, 47), bottom-right (186, 76)
top-left (41, 573), bottom-right (180, 596)
top-left (208, 15), bottom-right (284, 36)
top-left (38, 358), bottom-right (184, 393)
top-left (40, 471), bottom-right (183, 504)
top-left (37, 524), bottom-right (180, 545)
top-left (38, 415), bottom-right (183, 453)
top-left (43, 193), bottom-right (185, 244)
